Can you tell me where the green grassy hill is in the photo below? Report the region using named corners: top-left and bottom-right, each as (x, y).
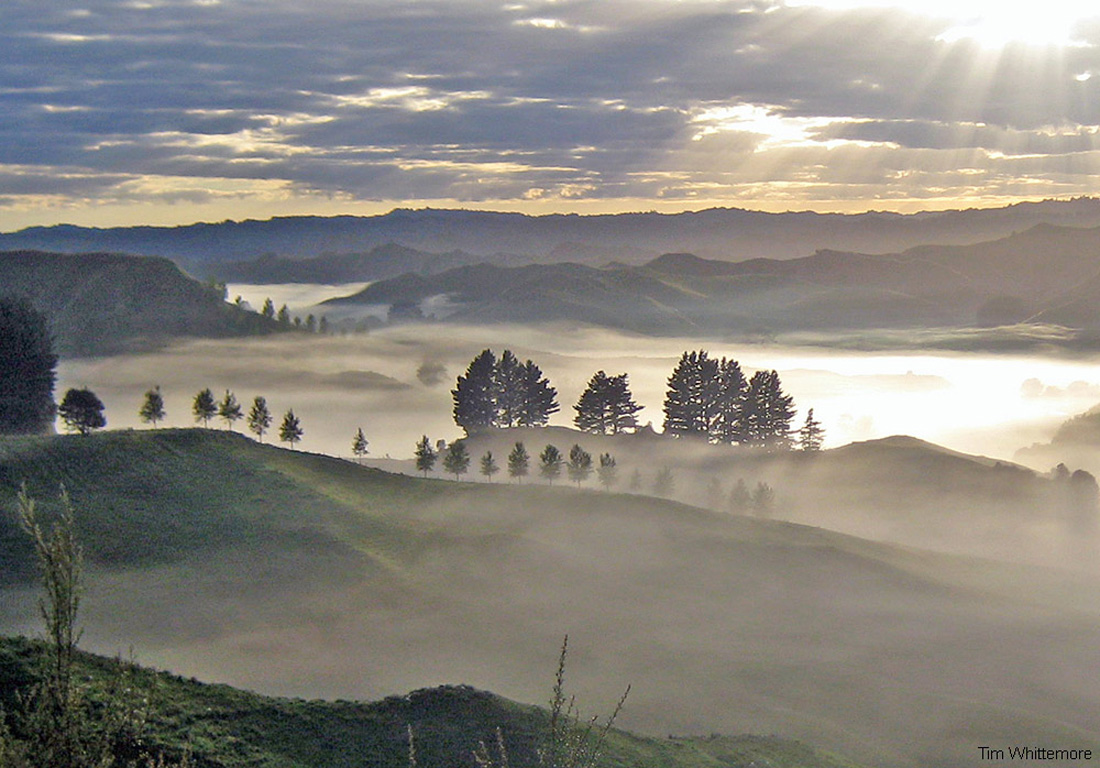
top-left (0, 636), bottom-right (865, 768)
top-left (1, 429), bottom-right (1098, 768)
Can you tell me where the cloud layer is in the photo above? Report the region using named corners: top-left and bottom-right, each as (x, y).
top-left (5, 0), bottom-right (1100, 226)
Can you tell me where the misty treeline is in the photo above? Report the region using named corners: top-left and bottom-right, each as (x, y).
top-left (255, 296), bottom-right (333, 334)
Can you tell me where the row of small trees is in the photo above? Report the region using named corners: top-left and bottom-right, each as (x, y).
top-left (256, 298), bottom-right (331, 334)
top-left (139, 386), bottom-right (305, 447)
top-left (413, 438), bottom-right (621, 488)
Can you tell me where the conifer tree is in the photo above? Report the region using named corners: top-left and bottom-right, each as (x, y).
top-left (574, 371), bottom-right (642, 434)
top-left (247, 395), bottom-right (272, 442)
top-left (352, 427), bottom-right (369, 463)
top-left (507, 441), bottom-right (530, 483)
top-left (192, 388), bottom-right (217, 427)
top-left (662, 351), bottom-right (718, 438)
top-left (414, 435), bottom-right (437, 477)
top-left (453, 349), bottom-right (499, 434)
top-left (139, 385), bottom-right (166, 427)
top-left (798, 408), bottom-right (825, 452)
top-left (494, 350), bottom-right (525, 428)
top-left (261, 297), bottom-right (275, 319)
top-left (279, 409), bottom-right (303, 448)
top-left (218, 389), bottom-right (243, 430)
top-left (518, 359), bottom-right (559, 427)
top-left (710, 358), bottom-right (747, 445)
top-left (596, 453), bottom-right (618, 491)
top-left (443, 440), bottom-right (471, 480)
top-left (566, 444), bottom-right (593, 486)
top-left (480, 451), bottom-right (500, 482)
top-left (0, 297), bottom-right (57, 435)
top-left (277, 304), bottom-right (291, 325)
top-left (539, 444), bottom-right (563, 485)
top-left (745, 370), bottom-right (795, 450)
top-left (751, 482), bottom-right (776, 516)
top-left (652, 467), bottom-right (675, 497)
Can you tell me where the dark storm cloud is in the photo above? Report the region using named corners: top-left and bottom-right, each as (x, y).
top-left (4, 0), bottom-right (1100, 216)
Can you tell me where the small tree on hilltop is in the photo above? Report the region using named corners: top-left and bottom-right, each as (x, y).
top-left (218, 389), bottom-right (243, 430)
top-left (261, 297), bottom-right (275, 319)
top-left (139, 385), bottom-right (166, 427)
top-left (443, 440), bottom-right (471, 480)
top-left (279, 409), bottom-right (303, 448)
top-left (751, 482), bottom-right (776, 517)
top-left (247, 395), bottom-right (272, 442)
top-left (58, 388), bottom-right (106, 436)
top-left (480, 451), bottom-right (499, 482)
top-left (518, 359), bottom-right (559, 427)
top-left (652, 467), bottom-right (675, 498)
top-left (507, 441), bottom-right (529, 483)
top-left (415, 435), bottom-right (437, 477)
top-left (192, 388), bottom-right (217, 427)
top-left (0, 296), bottom-right (57, 435)
top-left (539, 444), bottom-right (563, 485)
top-left (798, 408), bottom-right (825, 452)
top-left (453, 349), bottom-right (499, 435)
top-left (596, 453), bottom-right (618, 491)
top-left (352, 428), bottom-right (369, 464)
top-left (566, 444), bottom-right (593, 486)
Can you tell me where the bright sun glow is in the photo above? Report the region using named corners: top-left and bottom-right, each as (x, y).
top-left (786, 0), bottom-right (1100, 47)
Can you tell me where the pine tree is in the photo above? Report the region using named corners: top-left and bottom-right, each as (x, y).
top-left (574, 371), bottom-right (643, 435)
top-left (261, 297), bottom-right (275, 319)
top-left (751, 482), bottom-right (776, 516)
top-left (745, 370), bottom-right (795, 450)
top-left (277, 304), bottom-right (291, 325)
top-left (306, 314), bottom-right (317, 333)
top-left (414, 435), bottom-right (437, 477)
top-left (0, 297), bottom-right (57, 435)
top-left (507, 441), bottom-right (530, 483)
top-left (192, 388), bottom-right (217, 427)
top-left (443, 440), bottom-right (470, 480)
top-left (247, 395), bottom-right (272, 442)
top-left (596, 452), bottom-right (618, 491)
top-left (710, 358), bottom-right (747, 444)
top-left (539, 444), bottom-right (563, 485)
top-left (798, 408), bottom-right (825, 452)
top-left (494, 350), bottom-right (525, 428)
top-left (58, 388), bottom-right (106, 435)
top-left (218, 389), bottom-right (243, 430)
top-left (453, 349), bottom-right (499, 434)
top-left (652, 467), bottom-right (675, 497)
top-left (662, 351), bottom-right (718, 438)
top-left (566, 444), bottom-right (593, 486)
top-left (480, 451), bottom-right (500, 482)
top-left (139, 385), bottom-right (166, 427)
top-left (352, 427), bottom-right (369, 463)
top-left (279, 409), bottom-right (303, 448)
top-left (518, 359), bottom-right (559, 427)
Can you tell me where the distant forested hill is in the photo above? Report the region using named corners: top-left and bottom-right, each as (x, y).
top-left (0, 250), bottom-right (280, 357)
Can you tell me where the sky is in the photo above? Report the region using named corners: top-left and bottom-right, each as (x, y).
top-left (5, 0), bottom-right (1100, 230)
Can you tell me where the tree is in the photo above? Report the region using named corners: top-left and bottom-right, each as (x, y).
top-left (352, 428), bottom-right (369, 464)
top-left (306, 314), bottom-right (317, 333)
top-left (58, 388), bottom-right (106, 435)
top-left (480, 451), bottom-right (499, 482)
top-left (798, 408), bottom-right (825, 452)
top-left (566, 444), bottom-right (593, 486)
top-left (494, 350), bottom-right (525, 428)
top-left (507, 441), bottom-right (529, 483)
top-left (539, 444), bottom-right (563, 485)
top-left (744, 370), bottom-right (796, 451)
top-left (443, 440), bottom-right (471, 480)
top-left (662, 351), bottom-right (718, 439)
top-left (518, 359), bottom-right (560, 427)
top-left (415, 435), bottom-right (437, 477)
top-left (710, 358), bottom-right (747, 445)
top-left (453, 349), bottom-right (499, 434)
top-left (276, 304), bottom-right (291, 325)
top-left (279, 409), bottom-right (303, 448)
top-left (729, 479), bottom-right (751, 514)
top-left (218, 389), bottom-right (243, 430)
top-left (652, 467), bottom-right (675, 497)
top-left (261, 297), bottom-right (275, 319)
top-left (247, 395), bottom-right (272, 442)
top-left (192, 388), bottom-right (217, 427)
top-left (0, 296), bottom-right (57, 435)
top-left (139, 385), bottom-right (166, 427)
top-left (574, 371), bottom-right (642, 435)
top-left (596, 452), bottom-right (618, 491)
top-left (751, 482), bottom-right (776, 516)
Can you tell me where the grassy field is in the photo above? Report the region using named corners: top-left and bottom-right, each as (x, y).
top-left (1, 429), bottom-right (1098, 767)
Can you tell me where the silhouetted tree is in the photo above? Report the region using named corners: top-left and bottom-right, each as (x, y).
top-left (443, 440), bottom-right (471, 480)
top-left (710, 358), bottom-right (747, 444)
top-left (306, 314), bottom-right (317, 333)
top-left (574, 371), bottom-right (642, 434)
top-left (352, 427), bottom-right (369, 464)
top-left (567, 444), bottom-right (593, 486)
top-left (508, 441), bottom-right (529, 482)
top-left (798, 408), bottom-right (825, 452)
top-left (277, 304), bottom-right (291, 325)
top-left (261, 297), bottom-right (275, 319)
top-left (596, 453), bottom-right (618, 491)
top-left (652, 467), bottom-right (675, 497)
top-left (192, 388), bottom-right (217, 427)
top-left (480, 451), bottom-right (499, 482)
top-left (453, 349), bottom-right (498, 434)
top-left (139, 385), bottom-right (166, 427)
top-left (218, 389), bottom-right (243, 430)
top-left (494, 349), bottom-right (525, 428)
top-left (247, 395), bottom-right (272, 442)
top-left (744, 370), bottom-right (795, 450)
top-left (58, 388), bottom-right (106, 435)
top-left (279, 409), bottom-right (303, 448)
top-left (0, 297), bottom-right (56, 435)
top-left (518, 359), bottom-right (559, 427)
top-left (539, 444), bottom-right (563, 485)
top-left (415, 435), bottom-right (437, 477)
top-left (663, 351), bottom-right (718, 438)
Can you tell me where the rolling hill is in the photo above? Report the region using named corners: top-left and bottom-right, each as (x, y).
top-left (1, 429), bottom-right (1098, 768)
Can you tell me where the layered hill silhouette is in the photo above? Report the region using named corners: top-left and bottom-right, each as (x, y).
top-left (1, 429), bottom-right (1098, 767)
top-left (0, 250), bottom-right (283, 357)
top-left (6, 198), bottom-right (1100, 268)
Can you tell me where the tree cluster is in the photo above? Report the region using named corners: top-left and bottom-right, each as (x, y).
top-left (452, 349), bottom-right (559, 434)
top-left (573, 371), bottom-right (642, 435)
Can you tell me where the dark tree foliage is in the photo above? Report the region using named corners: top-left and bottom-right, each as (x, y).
top-left (745, 370), bottom-right (796, 451)
top-left (517, 359), bottom-right (559, 427)
top-left (494, 350), bottom-right (525, 428)
top-left (574, 371), bottom-right (642, 435)
top-left (276, 305), bottom-right (291, 325)
top-left (279, 409), bottom-right (303, 448)
top-left (247, 395), bottom-right (272, 442)
top-left (652, 467), bottom-right (675, 497)
top-left (218, 389), bottom-right (243, 430)
top-left (751, 482), bottom-right (777, 517)
top-left (0, 296), bottom-right (57, 435)
top-left (566, 444), bottom-right (593, 486)
top-left (798, 408), bottom-right (825, 452)
top-left (452, 349), bottom-right (499, 434)
top-left (58, 388), bottom-right (106, 435)
top-left (507, 441), bottom-right (530, 482)
top-left (442, 440), bottom-right (471, 480)
top-left (539, 444), bottom-right (563, 485)
top-left (352, 428), bottom-right (369, 463)
top-left (192, 388), bottom-right (217, 427)
top-left (710, 358), bottom-right (747, 445)
top-left (662, 351), bottom-right (719, 438)
top-left (139, 385), bottom-right (166, 427)
top-left (261, 298), bottom-right (275, 319)
top-left (414, 435), bottom-right (437, 477)
top-left (480, 450), bottom-right (499, 482)
top-left (596, 453), bottom-right (618, 491)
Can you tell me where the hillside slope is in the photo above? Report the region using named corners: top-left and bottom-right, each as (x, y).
top-left (1, 430), bottom-right (1098, 768)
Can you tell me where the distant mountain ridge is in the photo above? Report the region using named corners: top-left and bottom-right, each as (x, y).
top-left (5, 198), bottom-right (1100, 269)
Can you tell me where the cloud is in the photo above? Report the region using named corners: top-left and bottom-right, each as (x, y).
top-left (5, 0), bottom-right (1100, 225)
